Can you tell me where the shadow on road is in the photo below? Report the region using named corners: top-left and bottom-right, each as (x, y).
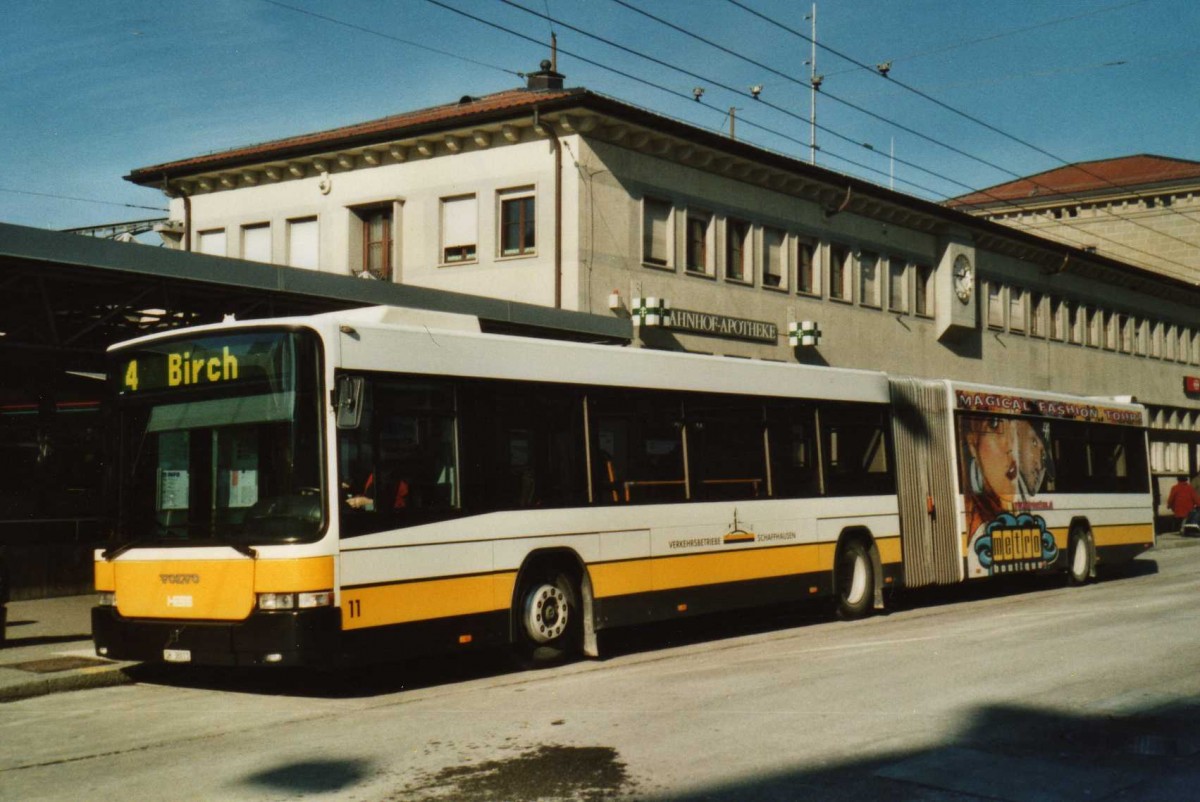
top-left (642, 698), bottom-right (1200, 802)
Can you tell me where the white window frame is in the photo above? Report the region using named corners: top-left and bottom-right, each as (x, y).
top-left (197, 228), bottom-right (227, 257)
top-left (497, 187), bottom-right (536, 259)
top-left (796, 236), bottom-right (819, 297)
top-left (642, 196), bottom-right (672, 268)
top-left (761, 226), bottom-right (787, 290)
top-left (286, 217), bottom-right (319, 270)
top-left (858, 250), bottom-right (881, 308)
top-left (441, 194), bottom-right (478, 265)
top-left (240, 223), bottom-right (271, 264)
top-left (684, 208), bottom-right (714, 276)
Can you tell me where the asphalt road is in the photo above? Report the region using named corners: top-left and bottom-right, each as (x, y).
top-left (3, 543), bottom-right (1199, 801)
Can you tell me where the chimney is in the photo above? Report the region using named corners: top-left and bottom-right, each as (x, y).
top-left (526, 59), bottom-right (564, 91)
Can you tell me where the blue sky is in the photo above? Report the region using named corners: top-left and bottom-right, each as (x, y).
top-left (2, 0), bottom-right (1197, 231)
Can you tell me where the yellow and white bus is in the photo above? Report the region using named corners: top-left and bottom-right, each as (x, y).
top-left (93, 306), bottom-right (1154, 667)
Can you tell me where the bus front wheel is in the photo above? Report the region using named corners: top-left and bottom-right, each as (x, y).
top-left (835, 540), bottom-right (875, 620)
top-left (515, 568), bottom-right (581, 666)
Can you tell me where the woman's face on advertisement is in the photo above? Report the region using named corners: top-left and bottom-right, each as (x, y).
top-left (1016, 421), bottom-right (1046, 494)
top-left (972, 417), bottom-right (1017, 501)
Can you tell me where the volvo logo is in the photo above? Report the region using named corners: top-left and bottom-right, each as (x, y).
top-left (159, 574), bottom-right (201, 585)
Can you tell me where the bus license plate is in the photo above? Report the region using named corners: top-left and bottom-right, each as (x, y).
top-left (163, 649), bottom-right (192, 663)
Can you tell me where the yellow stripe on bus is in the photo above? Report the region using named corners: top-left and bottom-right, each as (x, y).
top-left (1091, 522), bottom-right (1155, 547)
top-left (341, 572), bottom-right (518, 630)
top-left (340, 534), bottom-right (907, 629)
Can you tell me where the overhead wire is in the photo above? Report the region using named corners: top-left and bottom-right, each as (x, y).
top-left (259, 0), bottom-right (520, 78)
top-left (0, 187), bottom-right (168, 213)
top-left (722, 0), bottom-right (1200, 247)
top-left (425, 0), bottom-right (950, 197)
top-left (257, 0), bottom-right (1194, 278)
top-left (821, 0), bottom-right (1151, 78)
top-left (490, 0), bottom-right (1195, 277)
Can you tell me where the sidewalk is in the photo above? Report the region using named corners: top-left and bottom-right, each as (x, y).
top-left (0, 594), bottom-right (134, 703)
top-left (1, 532), bottom-right (1197, 703)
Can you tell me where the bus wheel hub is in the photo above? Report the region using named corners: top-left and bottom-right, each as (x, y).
top-left (524, 583), bottom-right (568, 643)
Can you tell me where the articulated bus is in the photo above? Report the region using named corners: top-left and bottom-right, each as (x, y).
top-left (93, 306), bottom-right (1154, 667)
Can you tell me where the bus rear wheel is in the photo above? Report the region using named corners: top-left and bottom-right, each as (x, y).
top-left (1067, 528), bottom-right (1094, 586)
top-left (514, 568), bottom-right (581, 666)
top-left (835, 540), bottom-right (874, 620)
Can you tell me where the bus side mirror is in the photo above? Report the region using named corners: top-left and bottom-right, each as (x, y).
top-left (335, 376), bottom-right (364, 429)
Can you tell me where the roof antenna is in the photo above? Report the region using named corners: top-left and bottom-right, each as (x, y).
top-left (551, 31), bottom-right (558, 73)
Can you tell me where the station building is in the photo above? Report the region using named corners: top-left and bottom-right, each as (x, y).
top-left (126, 66), bottom-right (1200, 515)
top-left (948, 154), bottom-right (1200, 284)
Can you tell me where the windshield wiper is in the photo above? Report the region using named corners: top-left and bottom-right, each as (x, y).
top-left (228, 542), bottom-right (258, 559)
top-left (102, 540), bottom-right (149, 562)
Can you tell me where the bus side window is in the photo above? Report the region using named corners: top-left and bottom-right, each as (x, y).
top-left (591, 390), bottom-right (686, 504)
top-left (686, 396), bottom-right (767, 502)
top-left (767, 403), bottom-right (820, 498)
top-left (820, 404), bottom-right (894, 497)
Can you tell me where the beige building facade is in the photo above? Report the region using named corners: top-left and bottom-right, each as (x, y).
top-left (128, 69), bottom-right (1200, 506)
top-left (948, 155), bottom-right (1200, 284)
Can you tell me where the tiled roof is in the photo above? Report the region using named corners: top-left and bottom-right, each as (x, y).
top-left (947, 154), bottom-right (1200, 208)
top-left (127, 87), bottom-right (583, 183)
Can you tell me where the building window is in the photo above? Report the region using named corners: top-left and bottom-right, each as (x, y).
top-left (197, 228), bottom-right (226, 257)
top-left (241, 224), bottom-right (271, 263)
top-left (987, 282), bottom-right (1005, 329)
top-left (1067, 302), bottom-right (1083, 344)
top-left (1086, 308), bottom-right (1102, 347)
top-left (643, 197), bottom-right (672, 266)
top-left (1009, 286), bottom-right (1026, 333)
top-left (1029, 292), bottom-right (1046, 337)
top-left (1049, 298), bottom-right (1065, 341)
top-left (887, 257), bottom-right (908, 313)
top-left (357, 207), bottom-right (393, 279)
top-left (797, 237), bottom-right (817, 296)
top-left (725, 218), bottom-right (751, 282)
top-left (829, 244), bottom-right (851, 301)
top-left (859, 251), bottom-right (880, 307)
top-left (762, 226), bottom-right (786, 289)
top-left (287, 217), bottom-right (318, 270)
top-left (441, 195), bottom-right (477, 264)
top-left (499, 189), bottom-right (536, 257)
top-left (685, 211), bottom-right (713, 274)
top-left (914, 263), bottom-right (934, 317)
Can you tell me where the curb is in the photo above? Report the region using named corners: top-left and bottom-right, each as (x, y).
top-left (0, 663), bottom-right (134, 704)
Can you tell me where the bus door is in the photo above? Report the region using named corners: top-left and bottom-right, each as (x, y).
top-left (888, 378), bottom-right (962, 587)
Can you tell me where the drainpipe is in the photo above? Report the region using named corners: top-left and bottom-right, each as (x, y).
top-left (534, 108), bottom-right (563, 309)
top-left (164, 175), bottom-right (192, 252)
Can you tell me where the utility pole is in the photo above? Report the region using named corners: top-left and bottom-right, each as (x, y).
top-left (807, 3), bottom-right (818, 164)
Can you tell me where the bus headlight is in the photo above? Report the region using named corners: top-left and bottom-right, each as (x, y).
top-left (297, 591), bottom-right (333, 609)
top-left (258, 591), bottom-right (334, 610)
top-left (98, 592), bottom-right (116, 607)
top-left (257, 593), bottom-right (295, 611)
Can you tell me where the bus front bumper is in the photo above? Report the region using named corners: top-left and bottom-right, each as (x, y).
top-left (91, 606), bottom-right (340, 667)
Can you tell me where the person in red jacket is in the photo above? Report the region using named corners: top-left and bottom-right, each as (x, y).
top-left (1166, 475), bottom-right (1200, 530)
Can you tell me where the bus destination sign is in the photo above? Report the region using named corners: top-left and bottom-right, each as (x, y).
top-left (116, 332), bottom-right (291, 395)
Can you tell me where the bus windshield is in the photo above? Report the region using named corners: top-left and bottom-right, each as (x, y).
top-left (111, 328), bottom-right (325, 546)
